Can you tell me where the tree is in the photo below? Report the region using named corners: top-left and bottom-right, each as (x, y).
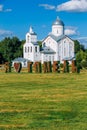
top-left (76, 50), bottom-right (86, 63)
top-left (81, 60), bottom-right (87, 68)
top-left (37, 41), bottom-right (42, 51)
top-left (0, 37), bottom-right (23, 63)
top-left (74, 40), bottom-right (80, 54)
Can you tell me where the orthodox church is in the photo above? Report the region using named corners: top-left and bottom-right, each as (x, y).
top-left (23, 17), bottom-right (75, 64)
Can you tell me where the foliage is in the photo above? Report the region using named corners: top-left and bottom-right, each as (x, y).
top-left (81, 60), bottom-right (87, 68)
top-left (37, 41), bottom-right (42, 50)
top-left (74, 40), bottom-right (85, 54)
top-left (0, 37), bottom-right (23, 62)
top-left (60, 63), bottom-right (63, 68)
top-left (76, 50), bottom-right (87, 69)
top-left (76, 62), bottom-right (81, 73)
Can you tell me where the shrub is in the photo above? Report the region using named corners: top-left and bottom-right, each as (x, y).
top-left (81, 60), bottom-right (87, 69)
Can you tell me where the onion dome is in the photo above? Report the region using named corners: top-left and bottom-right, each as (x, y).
top-left (53, 16), bottom-right (64, 26)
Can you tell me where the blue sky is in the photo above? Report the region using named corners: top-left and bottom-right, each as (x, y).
top-left (0, 0), bottom-right (87, 47)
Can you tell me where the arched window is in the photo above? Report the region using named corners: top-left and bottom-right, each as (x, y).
top-left (69, 43), bottom-right (72, 56)
top-left (64, 48), bottom-right (66, 56)
top-left (35, 46), bottom-right (37, 52)
top-left (31, 46), bottom-right (32, 52)
top-left (27, 35), bottom-right (29, 43)
top-left (49, 56), bottom-right (51, 61)
top-left (52, 56), bottom-right (54, 61)
top-left (43, 42), bottom-right (46, 47)
top-left (28, 47), bottom-right (29, 52)
top-left (25, 47), bottom-right (27, 53)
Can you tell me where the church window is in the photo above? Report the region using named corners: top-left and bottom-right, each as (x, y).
top-left (52, 56), bottom-right (54, 61)
top-left (43, 43), bottom-right (46, 47)
top-left (31, 47), bottom-right (32, 52)
top-left (49, 56), bottom-right (51, 61)
top-left (28, 47), bottom-right (29, 52)
top-left (27, 35), bottom-right (29, 43)
top-left (69, 44), bottom-right (72, 56)
top-left (64, 48), bottom-right (66, 56)
top-left (57, 30), bottom-right (58, 34)
top-left (64, 40), bottom-right (66, 43)
top-left (25, 47), bottom-right (27, 53)
top-left (35, 46), bottom-right (37, 52)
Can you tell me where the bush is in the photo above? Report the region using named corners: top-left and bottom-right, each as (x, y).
top-left (60, 63), bottom-right (63, 68)
top-left (81, 60), bottom-right (87, 69)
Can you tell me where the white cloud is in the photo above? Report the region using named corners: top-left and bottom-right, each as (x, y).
top-left (0, 4), bottom-right (12, 12)
top-left (0, 29), bottom-right (13, 37)
top-left (4, 9), bottom-right (12, 12)
top-left (39, 4), bottom-right (55, 10)
top-left (56, 0), bottom-right (87, 12)
top-left (42, 25), bottom-right (46, 28)
top-left (39, 1), bottom-right (87, 12)
top-left (0, 5), bottom-right (3, 11)
top-left (77, 37), bottom-right (87, 41)
top-left (77, 37), bottom-right (87, 47)
top-left (65, 26), bottom-right (78, 36)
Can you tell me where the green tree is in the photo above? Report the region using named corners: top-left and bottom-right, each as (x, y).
top-left (37, 41), bottom-right (42, 51)
top-left (0, 37), bottom-right (23, 63)
top-left (76, 50), bottom-right (86, 63)
top-left (74, 40), bottom-right (80, 54)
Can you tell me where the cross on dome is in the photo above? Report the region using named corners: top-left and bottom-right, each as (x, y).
top-left (29, 26), bottom-right (34, 33)
top-left (57, 16), bottom-right (60, 20)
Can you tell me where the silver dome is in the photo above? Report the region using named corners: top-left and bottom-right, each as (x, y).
top-left (53, 17), bottom-right (64, 26)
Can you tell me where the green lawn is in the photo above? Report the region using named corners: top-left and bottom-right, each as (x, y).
top-left (0, 71), bottom-right (87, 130)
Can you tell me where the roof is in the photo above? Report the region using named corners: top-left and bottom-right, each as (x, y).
top-left (49, 34), bottom-right (65, 42)
top-left (29, 26), bottom-right (37, 35)
top-left (12, 57), bottom-right (29, 62)
top-left (30, 32), bottom-right (37, 35)
top-left (41, 46), bottom-right (55, 54)
top-left (63, 57), bottom-right (75, 61)
top-left (53, 17), bottom-right (64, 26)
top-left (25, 42), bottom-right (39, 46)
top-left (32, 42), bottom-right (38, 45)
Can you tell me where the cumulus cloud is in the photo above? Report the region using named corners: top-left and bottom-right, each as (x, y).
top-left (77, 37), bottom-right (87, 47)
top-left (65, 26), bottom-right (78, 36)
top-left (0, 4), bottom-right (12, 12)
top-left (4, 8), bottom-right (12, 12)
top-left (39, 0), bottom-right (87, 12)
top-left (77, 37), bottom-right (87, 40)
top-left (0, 29), bottom-right (13, 37)
top-left (39, 4), bottom-right (55, 10)
top-left (0, 4), bottom-right (3, 11)
top-left (56, 0), bottom-right (87, 12)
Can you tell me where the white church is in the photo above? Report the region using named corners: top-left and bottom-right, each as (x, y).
top-left (23, 17), bottom-right (75, 65)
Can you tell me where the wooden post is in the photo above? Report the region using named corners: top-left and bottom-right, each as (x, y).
top-left (43, 62), bottom-right (48, 73)
top-left (34, 62), bottom-right (42, 73)
top-left (53, 61), bottom-right (60, 73)
top-left (72, 60), bottom-right (76, 73)
top-left (28, 62), bottom-right (33, 73)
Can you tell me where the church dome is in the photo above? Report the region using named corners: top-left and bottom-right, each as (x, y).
top-left (53, 17), bottom-right (64, 26)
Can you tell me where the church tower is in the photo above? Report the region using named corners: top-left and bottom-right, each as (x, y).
top-left (26, 26), bottom-right (37, 43)
top-left (23, 26), bottom-right (40, 62)
top-left (52, 17), bottom-right (64, 37)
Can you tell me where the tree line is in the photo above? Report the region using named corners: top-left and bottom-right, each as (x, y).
top-left (0, 37), bottom-right (87, 68)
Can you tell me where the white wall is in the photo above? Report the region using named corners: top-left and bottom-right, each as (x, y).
top-left (52, 25), bottom-right (64, 37)
top-left (41, 53), bottom-right (55, 64)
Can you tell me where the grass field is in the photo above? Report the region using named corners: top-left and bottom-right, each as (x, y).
top-left (0, 71), bottom-right (87, 130)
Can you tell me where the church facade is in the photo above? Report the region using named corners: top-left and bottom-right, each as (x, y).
top-left (23, 17), bottom-right (75, 64)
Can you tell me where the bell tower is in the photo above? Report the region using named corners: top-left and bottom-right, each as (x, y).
top-left (26, 26), bottom-right (37, 43)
